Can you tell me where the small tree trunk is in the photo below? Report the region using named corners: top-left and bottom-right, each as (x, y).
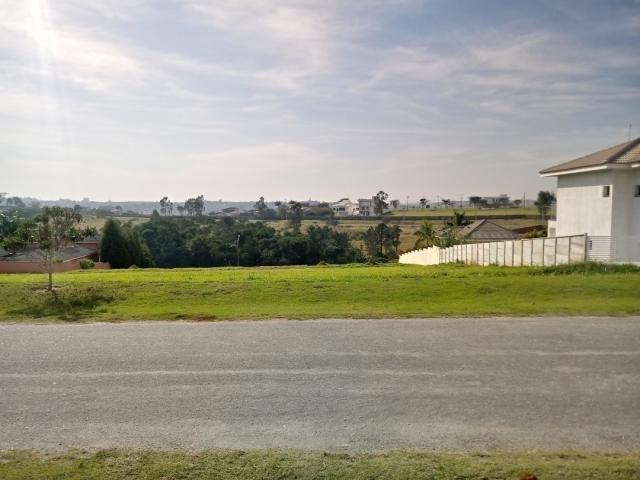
top-left (46, 251), bottom-right (54, 291)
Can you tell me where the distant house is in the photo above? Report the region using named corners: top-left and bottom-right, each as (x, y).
top-left (0, 244), bottom-right (107, 273)
top-left (357, 198), bottom-right (375, 216)
top-left (456, 219), bottom-right (519, 243)
top-left (219, 207), bottom-right (246, 217)
top-left (540, 137), bottom-right (640, 262)
top-left (330, 198), bottom-right (359, 217)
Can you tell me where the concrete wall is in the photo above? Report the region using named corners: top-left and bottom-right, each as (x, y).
top-left (398, 246), bottom-right (440, 265)
top-left (399, 234), bottom-right (589, 266)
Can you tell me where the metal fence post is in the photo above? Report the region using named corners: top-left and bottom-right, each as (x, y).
top-left (584, 233), bottom-right (588, 262)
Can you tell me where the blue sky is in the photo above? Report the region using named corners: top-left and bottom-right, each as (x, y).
top-left (1, 0), bottom-right (639, 202)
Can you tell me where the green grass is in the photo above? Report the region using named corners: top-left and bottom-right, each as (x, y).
top-left (1, 263), bottom-right (639, 321)
top-left (1, 449), bottom-right (638, 479)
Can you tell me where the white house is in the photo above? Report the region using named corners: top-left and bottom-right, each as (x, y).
top-left (540, 137), bottom-right (640, 262)
top-left (357, 198), bottom-right (375, 216)
top-left (330, 198), bottom-right (359, 217)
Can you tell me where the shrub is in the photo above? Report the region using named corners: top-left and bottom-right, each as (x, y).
top-left (79, 259), bottom-right (95, 270)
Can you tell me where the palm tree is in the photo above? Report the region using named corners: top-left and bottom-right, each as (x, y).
top-left (413, 221), bottom-right (437, 249)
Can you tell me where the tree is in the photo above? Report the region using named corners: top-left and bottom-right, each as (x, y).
top-left (193, 195), bottom-right (205, 216)
top-left (413, 221), bottom-right (437, 249)
top-left (468, 196), bottom-right (482, 209)
top-left (176, 205), bottom-right (185, 216)
top-left (513, 199), bottom-right (522, 207)
top-left (254, 196), bottom-right (267, 216)
top-left (125, 228), bottom-right (153, 267)
top-left (534, 190), bottom-right (556, 220)
top-left (100, 219), bottom-right (152, 268)
top-left (184, 195), bottom-right (205, 216)
top-left (450, 210), bottom-right (468, 227)
top-left (31, 207), bottom-right (96, 290)
top-left (373, 190), bottom-right (388, 217)
top-left (497, 195), bottom-right (511, 208)
top-left (159, 196), bottom-right (174, 216)
top-left (361, 222), bottom-right (401, 259)
top-left (419, 198), bottom-right (428, 208)
top-left (287, 201), bottom-right (304, 232)
top-left (100, 218), bottom-right (131, 268)
top-left (0, 213), bottom-right (32, 254)
top-left (441, 198), bottom-right (453, 207)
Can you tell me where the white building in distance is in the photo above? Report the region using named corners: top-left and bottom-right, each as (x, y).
top-left (540, 137), bottom-right (640, 262)
top-left (330, 198), bottom-right (359, 217)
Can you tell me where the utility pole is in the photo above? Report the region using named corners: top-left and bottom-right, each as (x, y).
top-left (236, 234), bottom-right (241, 267)
top-left (406, 195), bottom-right (409, 211)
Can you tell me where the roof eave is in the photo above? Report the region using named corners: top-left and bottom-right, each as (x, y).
top-left (539, 163), bottom-right (633, 177)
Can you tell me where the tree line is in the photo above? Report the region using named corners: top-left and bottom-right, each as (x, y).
top-left (99, 215), bottom-right (364, 268)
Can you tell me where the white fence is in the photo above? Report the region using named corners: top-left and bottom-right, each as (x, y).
top-left (400, 234), bottom-right (592, 266)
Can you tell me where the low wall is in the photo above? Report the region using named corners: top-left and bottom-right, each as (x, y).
top-left (398, 246), bottom-right (440, 265)
top-left (0, 259), bottom-right (111, 273)
top-left (399, 234), bottom-right (589, 266)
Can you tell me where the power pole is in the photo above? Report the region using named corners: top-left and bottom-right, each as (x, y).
top-left (236, 234), bottom-right (241, 267)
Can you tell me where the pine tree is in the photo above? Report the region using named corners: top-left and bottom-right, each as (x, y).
top-left (100, 218), bottom-right (131, 268)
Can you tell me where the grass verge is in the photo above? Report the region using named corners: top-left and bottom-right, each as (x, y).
top-left (1, 449), bottom-right (638, 480)
top-left (1, 263), bottom-right (639, 322)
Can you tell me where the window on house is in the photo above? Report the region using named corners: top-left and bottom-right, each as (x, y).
top-left (602, 185), bottom-right (610, 198)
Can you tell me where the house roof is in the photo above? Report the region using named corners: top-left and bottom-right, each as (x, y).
top-left (540, 137), bottom-right (640, 175)
top-left (0, 245), bottom-right (96, 262)
top-left (457, 219), bottom-right (519, 241)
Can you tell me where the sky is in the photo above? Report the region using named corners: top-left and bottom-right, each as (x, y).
top-left (1, 0), bottom-right (639, 203)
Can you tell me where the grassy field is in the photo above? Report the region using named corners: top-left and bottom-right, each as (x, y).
top-left (1, 263), bottom-right (639, 321)
top-left (390, 207), bottom-right (542, 217)
top-left (1, 449), bottom-right (638, 479)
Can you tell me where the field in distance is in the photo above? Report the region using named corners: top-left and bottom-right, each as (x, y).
top-left (1, 263), bottom-right (638, 322)
top-left (389, 206), bottom-right (541, 217)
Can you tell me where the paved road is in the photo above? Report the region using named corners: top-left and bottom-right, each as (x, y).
top-left (1, 318), bottom-right (639, 452)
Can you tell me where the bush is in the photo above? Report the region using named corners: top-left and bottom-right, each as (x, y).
top-left (79, 259), bottom-right (95, 270)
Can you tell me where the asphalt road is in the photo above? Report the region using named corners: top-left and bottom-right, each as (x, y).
top-left (1, 318), bottom-right (639, 452)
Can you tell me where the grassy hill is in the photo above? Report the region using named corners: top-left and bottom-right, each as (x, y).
top-left (1, 263), bottom-right (638, 321)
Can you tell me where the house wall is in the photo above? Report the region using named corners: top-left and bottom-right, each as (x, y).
top-left (610, 169), bottom-right (640, 261)
top-left (554, 168), bottom-right (640, 262)
top-left (555, 170), bottom-right (614, 237)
